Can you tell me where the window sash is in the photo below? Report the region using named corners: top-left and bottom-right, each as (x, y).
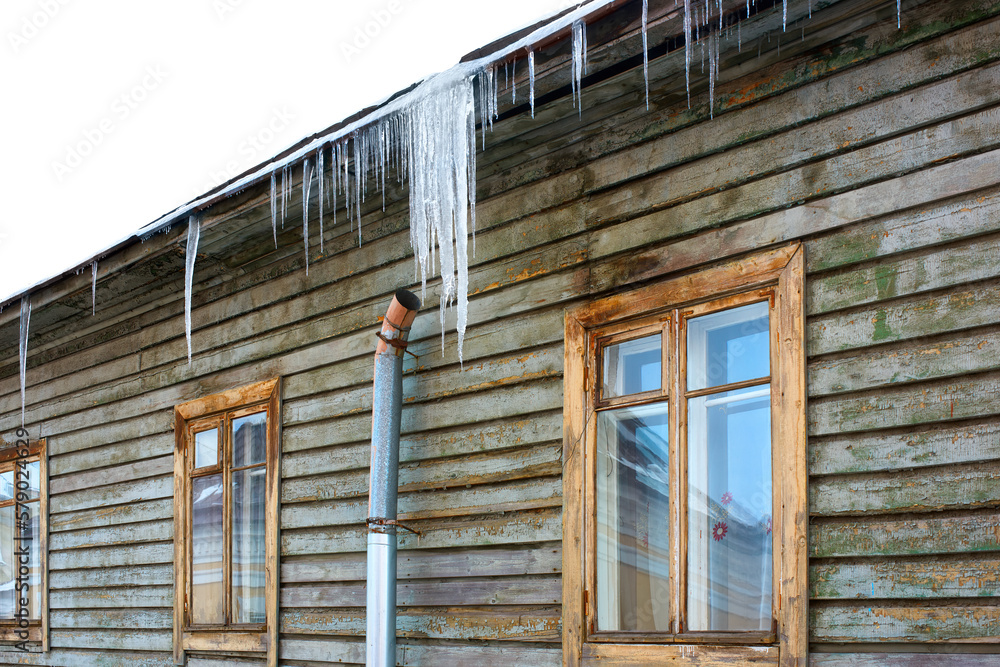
top-left (587, 290), bottom-right (777, 642)
top-left (174, 378), bottom-right (280, 665)
top-left (562, 244), bottom-right (807, 665)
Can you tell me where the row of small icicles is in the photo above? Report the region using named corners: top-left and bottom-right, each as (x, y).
top-left (15, 0), bottom-right (902, 428)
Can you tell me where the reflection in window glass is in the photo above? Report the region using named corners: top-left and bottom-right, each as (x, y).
top-left (687, 302), bottom-right (769, 391)
top-left (191, 474), bottom-right (224, 625)
top-left (596, 402), bottom-right (670, 632)
top-left (233, 413), bottom-right (267, 468)
top-left (603, 334), bottom-right (661, 399)
top-left (687, 386), bottom-right (772, 632)
top-left (232, 467), bottom-right (266, 624)
top-left (194, 428), bottom-right (218, 469)
top-left (0, 468), bottom-right (42, 621)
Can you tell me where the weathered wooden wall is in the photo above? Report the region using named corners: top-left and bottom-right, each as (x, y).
top-left (0, 0), bottom-right (998, 664)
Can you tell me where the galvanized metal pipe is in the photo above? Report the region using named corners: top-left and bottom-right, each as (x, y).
top-left (367, 288), bottom-right (420, 667)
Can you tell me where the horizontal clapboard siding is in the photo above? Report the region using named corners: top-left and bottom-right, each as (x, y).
top-left (0, 0), bottom-right (998, 664)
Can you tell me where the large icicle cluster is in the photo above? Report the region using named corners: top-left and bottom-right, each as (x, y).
top-left (267, 69), bottom-right (478, 362)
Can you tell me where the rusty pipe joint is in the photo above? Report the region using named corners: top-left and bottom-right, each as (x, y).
top-left (367, 288), bottom-right (420, 667)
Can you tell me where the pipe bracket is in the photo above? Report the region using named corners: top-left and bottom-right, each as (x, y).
top-left (366, 517), bottom-right (423, 536)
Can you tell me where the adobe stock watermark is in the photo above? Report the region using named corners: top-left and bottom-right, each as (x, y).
top-left (7, 0), bottom-right (72, 54)
top-left (340, 0), bottom-right (409, 63)
top-left (193, 107), bottom-right (296, 195)
top-left (51, 65), bottom-right (168, 182)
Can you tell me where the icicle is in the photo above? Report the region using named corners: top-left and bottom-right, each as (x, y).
top-left (281, 167), bottom-right (288, 228)
top-left (19, 296), bottom-right (30, 427)
top-left (270, 171), bottom-right (278, 248)
top-left (302, 159), bottom-right (311, 275)
top-left (571, 20), bottom-right (587, 114)
top-left (708, 32), bottom-right (718, 118)
top-left (683, 0), bottom-right (692, 106)
top-left (91, 260), bottom-right (97, 315)
top-left (528, 50), bottom-right (536, 118)
top-left (511, 56), bottom-right (517, 103)
top-left (782, 0), bottom-right (787, 31)
top-left (317, 148), bottom-right (325, 254)
top-left (642, 0), bottom-right (649, 110)
top-left (897, 0), bottom-right (900, 28)
top-left (184, 215), bottom-right (200, 365)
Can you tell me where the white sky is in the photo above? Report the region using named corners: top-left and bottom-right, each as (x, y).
top-left (0, 0), bottom-right (579, 304)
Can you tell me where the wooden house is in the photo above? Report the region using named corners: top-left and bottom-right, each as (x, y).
top-left (1, 0), bottom-right (999, 664)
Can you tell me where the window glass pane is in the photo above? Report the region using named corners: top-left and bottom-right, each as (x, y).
top-left (0, 505), bottom-right (13, 619)
top-left (603, 334), bottom-right (661, 399)
top-left (687, 385), bottom-right (772, 632)
top-left (191, 474), bottom-right (224, 625)
top-left (16, 461), bottom-right (40, 501)
top-left (232, 467), bottom-right (266, 624)
top-left (0, 471), bottom-right (12, 502)
top-left (194, 428), bottom-right (218, 469)
top-left (22, 501), bottom-right (41, 620)
top-left (595, 402), bottom-right (670, 632)
top-left (687, 302), bottom-right (769, 391)
top-left (233, 412), bottom-right (267, 468)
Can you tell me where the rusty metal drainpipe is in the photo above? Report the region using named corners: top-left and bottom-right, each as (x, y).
top-left (367, 288), bottom-right (420, 667)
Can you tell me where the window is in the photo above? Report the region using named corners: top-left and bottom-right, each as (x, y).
top-left (563, 245), bottom-right (806, 665)
top-left (0, 434), bottom-right (48, 651)
top-left (173, 379), bottom-right (280, 666)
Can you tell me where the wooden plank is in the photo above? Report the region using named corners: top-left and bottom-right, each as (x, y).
top-left (809, 420), bottom-right (1000, 475)
top-left (282, 507), bottom-right (562, 556)
top-left (50, 609), bottom-right (171, 630)
top-left (50, 563), bottom-right (173, 590)
top-left (581, 643), bottom-right (778, 665)
top-left (45, 411), bottom-right (172, 458)
top-left (281, 543), bottom-right (561, 583)
top-left (808, 280), bottom-right (1000, 357)
top-left (49, 518), bottom-right (172, 551)
top-left (809, 233), bottom-right (1000, 316)
top-left (0, 648), bottom-right (173, 666)
top-left (50, 498), bottom-right (174, 533)
top-left (49, 433), bottom-right (174, 477)
top-left (588, 103), bottom-right (1000, 261)
top-left (282, 475), bottom-right (561, 529)
top-left (281, 575), bottom-right (561, 608)
top-left (811, 603), bottom-right (1000, 642)
top-left (49, 629), bottom-right (172, 652)
top-left (398, 643), bottom-right (561, 667)
top-left (812, 654), bottom-right (1000, 666)
top-left (806, 185), bottom-right (1000, 273)
top-left (49, 542), bottom-right (173, 570)
top-left (811, 462), bottom-right (1000, 515)
top-left (51, 474), bottom-right (172, 514)
top-left (808, 328), bottom-right (1000, 398)
top-left (809, 371), bottom-right (1000, 437)
top-left (49, 586), bottom-right (173, 610)
top-left (809, 513), bottom-right (1000, 558)
top-left (589, 147), bottom-right (1000, 295)
top-left (282, 440), bottom-right (561, 505)
top-left (279, 638), bottom-right (364, 663)
top-left (811, 555), bottom-right (1000, 600)
top-left (280, 605), bottom-right (561, 642)
top-left (50, 454), bottom-right (173, 495)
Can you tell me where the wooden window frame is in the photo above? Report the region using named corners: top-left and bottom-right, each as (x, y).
top-left (0, 437), bottom-right (48, 652)
top-left (173, 379), bottom-right (281, 667)
top-left (563, 245), bottom-right (806, 666)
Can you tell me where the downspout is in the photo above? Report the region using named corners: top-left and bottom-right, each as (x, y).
top-left (367, 288), bottom-right (421, 667)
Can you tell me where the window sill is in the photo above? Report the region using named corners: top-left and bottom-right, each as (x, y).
top-left (582, 642), bottom-right (778, 665)
top-left (182, 629), bottom-right (267, 653)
